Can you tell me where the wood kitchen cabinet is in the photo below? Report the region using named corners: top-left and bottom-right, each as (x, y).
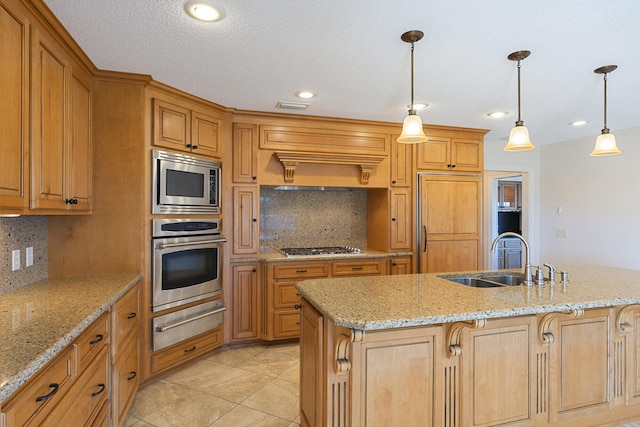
top-left (498, 181), bottom-right (522, 210)
top-left (389, 256), bottom-right (412, 275)
top-left (0, 0), bottom-right (30, 213)
top-left (416, 134), bottom-right (483, 173)
top-left (299, 299), bottom-right (324, 427)
top-left (152, 97), bottom-right (222, 159)
top-left (390, 136), bottom-right (412, 187)
top-left (232, 123), bottom-right (258, 183)
top-left (233, 186), bottom-right (260, 255)
top-left (30, 26), bottom-right (92, 213)
top-left (231, 263), bottom-right (260, 341)
top-left (367, 188), bottom-right (412, 253)
top-left (419, 174), bottom-right (482, 273)
top-left (150, 328), bottom-right (223, 375)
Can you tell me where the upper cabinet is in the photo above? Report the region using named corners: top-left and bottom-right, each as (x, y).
top-left (0, 1), bottom-right (30, 213)
top-left (0, 1), bottom-right (93, 215)
top-left (232, 123), bottom-right (258, 183)
top-left (152, 97), bottom-right (222, 159)
top-left (30, 26), bottom-right (92, 213)
top-left (416, 131), bottom-right (484, 173)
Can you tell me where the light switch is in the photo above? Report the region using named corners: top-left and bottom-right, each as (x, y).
top-left (12, 249), bottom-right (20, 271)
top-left (555, 229), bottom-right (568, 238)
top-left (26, 247), bottom-right (33, 267)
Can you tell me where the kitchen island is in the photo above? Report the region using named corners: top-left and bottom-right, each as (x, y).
top-left (296, 265), bottom-right (640, 427)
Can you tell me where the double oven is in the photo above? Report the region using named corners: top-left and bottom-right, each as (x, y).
top-left (151, 216), bottom-right (226, 350)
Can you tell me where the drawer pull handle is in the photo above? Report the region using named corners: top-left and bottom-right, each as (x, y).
top-left (156, 306), bottom-right (227, 332)
top-left (127, 371), bottom-right (137, 381)
top-left (294, 304), bottom-right (302, 309)
top-left (184, 346), bottom-right (197, 353)
top-left (127, 312), bottom-right (137, 319)
top-left (91, 383), bottom-right (106, 397)
top-left (352, 267), bottom-right (363, 270)
top-left (296, 270), bottom-right (308, 273)
top-left (90, 334), bottom-right (104, 345)
top-left (36, 383), bottom-right (59, 402)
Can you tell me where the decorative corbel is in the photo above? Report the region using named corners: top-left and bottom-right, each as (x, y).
top-left (616, 304), bottom-right (640, 334)
top-left (334, 329), bottom-right (365, 373)
top-left (538, 309), bottom-right (584, 344)
top-left (447, 319), bottom-right (486, 357)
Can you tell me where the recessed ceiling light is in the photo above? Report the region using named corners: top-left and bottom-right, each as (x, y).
top-left (295, 91), bottom-right (316, 99)
top-left (570, 120), bottom-right (587, 126)
top-left (408, 103), bottom-right (428, 110)
top-left (487, 111), bottom-right (508, 118)
top-left (184, 1), bottom-right (225, 22)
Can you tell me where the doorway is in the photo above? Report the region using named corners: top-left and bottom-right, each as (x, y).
top-left (484, 171), bottom-right (529, 269)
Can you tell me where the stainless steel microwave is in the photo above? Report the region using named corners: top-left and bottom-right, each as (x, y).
top-left (152, 150), bottom-right (221, 214)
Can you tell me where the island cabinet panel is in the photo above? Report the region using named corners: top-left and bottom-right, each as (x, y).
top-left (350, 327), bottom-right (443, 427)
top-left (459, 316), bottom-right (536, 427)
top-left (548, 308), bottom-right (613, 423)
top-left (299, 300), bottom-right (324, 427)
top-left (627, 308), bottom-right (640, 405)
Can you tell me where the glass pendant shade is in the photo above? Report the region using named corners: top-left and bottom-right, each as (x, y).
top-left (590, 132), bottom-right (621, 156)
top-left (397, 114), bottom-right (428, 144)
top-left (504, 124), bottom-right (534, 151)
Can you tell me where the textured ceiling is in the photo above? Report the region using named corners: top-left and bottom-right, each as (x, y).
top-left (44, 0), bottom-right (640, 147)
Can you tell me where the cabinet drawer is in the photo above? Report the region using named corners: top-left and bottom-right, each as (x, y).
top-left (273, 281), bottom-right (300, 309)
top-left (43, 346), bottom-right (110, 427)
top-left (113, 335), bottom-right (140, 426)
top-left (77, 311), bottom-right (110, 372)
top-left (273, 310), bottom-right (301, 338)
top-left (273, 262), bottom-right (330, 280)
top-left (150, 328), bottom-right (223, 375)
top-left (331, 260), bottom-right (386, 276)
top-left (113, 283), bottom-right (140, 355)
top-left (2, 345), bottom-right (76, 427)
top-left (90, 400), bottom-right (110, 427)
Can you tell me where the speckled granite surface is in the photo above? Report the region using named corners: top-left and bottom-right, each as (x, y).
top-left (296, 265), bottom-right (640, 330)
top-left (0, 273), bottom-right (142, 401)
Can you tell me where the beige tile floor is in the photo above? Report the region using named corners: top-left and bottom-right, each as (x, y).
top-left (123, 342), bottom-right (300, 427)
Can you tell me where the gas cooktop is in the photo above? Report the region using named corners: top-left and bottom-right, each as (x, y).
top-left (279, 246), bottom-right (362, 257)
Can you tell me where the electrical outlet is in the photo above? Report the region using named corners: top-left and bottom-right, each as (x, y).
top-left (26, 247), bottom-right (33, 267)
top-left (555, 229), bottom-right (568, 238)
top-left (12, 249), bottom-right (20, 271)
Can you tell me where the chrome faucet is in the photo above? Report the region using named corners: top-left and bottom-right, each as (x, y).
top-left (490, 232), bottom-right (534, 286)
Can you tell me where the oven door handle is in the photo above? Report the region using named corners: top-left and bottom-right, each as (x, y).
top-left (155, 239), bottom-right (226, 250)
top-left (155, 306), bottom-right (227, 332)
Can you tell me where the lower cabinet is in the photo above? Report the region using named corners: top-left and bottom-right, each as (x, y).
top-left (1, 284), bottom-right (142, 427)
top-left (300, 303), bottom-right (640, 427)
top-left (231, 263), bottom-right (259, 341)
top-left (390, 256), bottom-right (412, 275)
top-left (150, 328), bottom-right (223, 375)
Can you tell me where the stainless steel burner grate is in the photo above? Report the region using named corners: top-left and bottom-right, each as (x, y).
top-left (278, 246), bottom-right (361, 257)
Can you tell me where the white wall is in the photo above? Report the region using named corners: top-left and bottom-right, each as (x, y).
top-left (539, 127), bottom-right (640, 270)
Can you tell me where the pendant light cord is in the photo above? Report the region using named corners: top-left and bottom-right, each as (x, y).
top-left (602, 72), bottom-right (609, 132)
top-left (409, 41), bottom-right (415, 114)
top-left (516, 59), bottom-right (523, 126)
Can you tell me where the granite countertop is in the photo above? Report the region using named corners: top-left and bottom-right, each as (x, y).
top-left (296, 265), bottom-right (640, 331)
top-left (233, 247), bottom-right (412, 263)
top-left (0, 273), bottom-right (143, 402)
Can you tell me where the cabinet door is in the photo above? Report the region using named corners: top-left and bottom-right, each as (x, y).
top-left (390, 136), bottom-right (411, 187)
top-left (233, 123), bottom-right (258, 183)
top-left (450, 137), bottom-right (482, 172)
top-left (419, 175), bottom-right (482, 273)
top-left (390, 188), bottom-right (411, 250)
top-left (233, 186), bottom-right (259, 254)
top-left (460, 317), bottom-right (535, 427)
top-left (112, 335), bottom-right (140, 426)
top-left (67, 69), bottom-right (92, 211)
top-left (232, 263), bottom-right (259, 340)
top-left (152, 98), bottom-right (191, 152)
top-left (0, 3), bottom-right (29, 212)
top-left (390, 257), bottom-right (412, 275)
top-left (416, 136), bottom-right (450, 171)
top-left (191, 110), bottom-right (221, 158)
top-left (30, 26), bottom-right (69, 210)
top-left (549, 309), bottom-right (612, 422)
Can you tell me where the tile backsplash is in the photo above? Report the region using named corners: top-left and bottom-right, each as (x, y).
top-left (260, 188), bottom-right (367, 250)
top-left (0, 216), bottom-right (48, 293)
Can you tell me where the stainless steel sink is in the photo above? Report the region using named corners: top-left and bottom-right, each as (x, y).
top-left (440, 273), bottom-right (525, 288)
top-left (477, 274), bottom-right (524, 286)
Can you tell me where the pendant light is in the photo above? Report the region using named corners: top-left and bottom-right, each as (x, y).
top-left (590, 65), bottom-right (621, 156)
top-left (396, 30), bottom-right (428, 144)
top-left (504, 50), bottom-right (535, 151)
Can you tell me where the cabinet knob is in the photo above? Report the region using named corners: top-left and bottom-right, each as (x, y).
top-left (451, 164), bottom-right (456, 168)
top-left (252, 176), bottom-right (257, 180)
top-left (252, 268), bottom-right (257, 273)
top-left (192, 145), bottom-right (198, 149)
top-left (186, 144), bottom-right (192, 148)
top-left (294, 304), bottom-right (302, 310)
top-left (391, 218), bottom-right (396, 221)
top-left (392, 180), bottom-right (397, 184)
top-left (252, 218), bottom-right (257, 222)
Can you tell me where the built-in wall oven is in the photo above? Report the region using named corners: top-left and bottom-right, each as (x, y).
top-left (152, 218), bottom-right (225, 312)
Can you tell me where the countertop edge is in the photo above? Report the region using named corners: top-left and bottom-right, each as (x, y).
top-left (0, 273), bottom-right (143, 402)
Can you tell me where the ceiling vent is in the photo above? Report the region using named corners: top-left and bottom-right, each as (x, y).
top-left (276, 101), bottom-right (309, 110)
